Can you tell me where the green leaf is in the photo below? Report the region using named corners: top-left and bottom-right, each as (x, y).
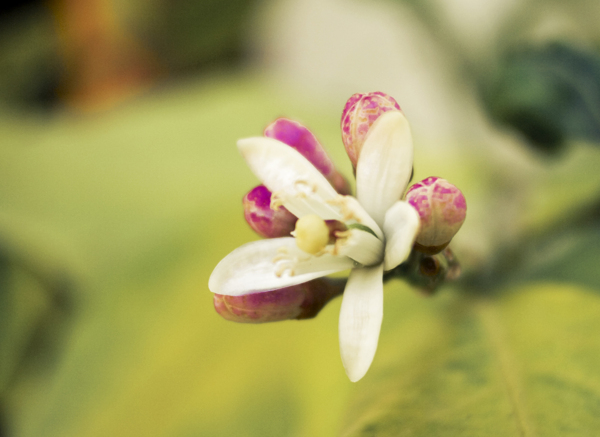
top-left (485, 42), bottom-right (600, 152)
top-left (340, 283), bottom-right (600, 436)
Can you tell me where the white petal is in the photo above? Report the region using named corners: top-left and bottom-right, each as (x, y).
top-left (336, 229), bottom-right (384, 266)
top-left (383, 201), bottom-right (420, 271)
top-left (329, 195), bottom-right (383, 240)
top-left (238, 137), bottom-right (343, 220)
top-left (356, 111), bottom-right (414, 227)
top-left (339, 264), bottom-right (384, 382)
top-left (209, 237), bottom-right (356, 296)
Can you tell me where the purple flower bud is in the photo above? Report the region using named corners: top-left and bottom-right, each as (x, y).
top-left (243, 185), bottom-right (297, 238)
top-left (405, 177), bottom-right (466, 254)
top-left (265, 118), bottom-right (351, 195)
top-left (213, 278), bottom-right (345, 323)
top-left (341, 92), bottom-right (401, 168)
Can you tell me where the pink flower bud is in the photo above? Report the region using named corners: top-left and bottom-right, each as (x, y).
top-left (405, 177), bottom-right (466, 254)
top-left (341, 92), bottom-right (401, 168)
top-left (213, 278), bottom-right (344, 323)
top-left (243, 185), bottom-right (297, 238)
top-left (265, 118), bottom-right (351, 195)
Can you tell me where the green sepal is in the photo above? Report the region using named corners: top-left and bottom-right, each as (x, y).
top-left (347, 223), bottom-right (378, 238)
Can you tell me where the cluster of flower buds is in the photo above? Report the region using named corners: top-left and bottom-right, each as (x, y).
top-left (341, 92), bottom-right (466, 256)
top-left (214, 92), bottom-right (466, 323)
top-left (240, 118), bottom-right (351, 239)
top-left (214, 117), bottom-right (352, 322)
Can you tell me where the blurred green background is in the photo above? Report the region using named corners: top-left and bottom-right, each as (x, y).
top-left (2, 0), bottom-right (600, 436)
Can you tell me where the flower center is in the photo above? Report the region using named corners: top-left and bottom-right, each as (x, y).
top-left (293, 214), bottom-right (330, 254)
top-left (290, 214), bottom-right (384, 267)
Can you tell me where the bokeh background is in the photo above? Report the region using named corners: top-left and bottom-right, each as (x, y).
top-left (2, 0), bottom-right (600, 436)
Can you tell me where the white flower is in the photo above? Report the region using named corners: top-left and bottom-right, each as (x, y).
top-left (209, 111), bottom-right (420, 382)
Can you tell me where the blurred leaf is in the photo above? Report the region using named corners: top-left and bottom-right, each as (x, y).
top-left (502, 221), bottom-right (600, 293)
top-left (485, 42), bottom-right (600, 152)
top-left (0, 255), bottom-right (72, 396)
top-left (0, 7), bottom-right (60, 109)
top-left (148, 0), bottom-right (259, 72)
top-left (0, 75), bottom-right (355, 437)
top-left (341, 283), bottom-right (600, 436)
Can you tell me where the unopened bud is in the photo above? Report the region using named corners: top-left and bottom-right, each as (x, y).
top-left (265, 118), bottom-right (351, 195)
top-left (243, 185), bottom-right (297, 238)
top-left (405, 177), bottom-right (466, 254)
top-left (393, 247), bottom-right (461, 294)
top-left (213, 278), bottom-right (345, 323)
top-left (341, 92), bottom-right (401, 168)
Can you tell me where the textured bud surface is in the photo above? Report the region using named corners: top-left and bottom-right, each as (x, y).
top-left (341, 92), bottom-right (401, 168)
top-left (406, 177), bottom-right (466, 251)
top-left (243, 185), bottom-right (297, 238)
top-left (213, 278), bottom-right (344, 323)
top-left (265, 118), bottom-right (351, 194)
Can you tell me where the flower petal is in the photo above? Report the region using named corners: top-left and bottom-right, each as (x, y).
top-left (356, 111), bottom-right (414, 227)
top-left (209, 237), bottom-right (355, 296)
top-left (336, 229), bottom-right (384, 266)
top-left (238, 137), bottom-right (343, 220)
top-left (383, 201), bottom-right (420, 271)
top-left (339, 264), bottom-right (384, 382)
top-left (328, 195), bottom-right (383, 239)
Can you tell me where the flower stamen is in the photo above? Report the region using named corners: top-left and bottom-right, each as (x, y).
top-left (270, 192), bottom-right (285, 210)
top-left (327, 196), bottom-right (358, 222)
top-left (293, 179), bottom-right (318, 193)
top-left (326, 195), bottom-right (384, 239)
top-left (272, 247), bottom-right (298, 277)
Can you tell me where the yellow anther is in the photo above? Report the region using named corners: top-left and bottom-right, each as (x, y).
top-left (270, 192), bottom-right (284, 210)
top-left (294, 214), bottom-right (329, 255)
top-left (275, 263), bottom-right (295, 277)
top-left (334, 230), bottom-right (353, 239)
top-left (326, 195), bottom-right (360, 222)
top-left (272, 254), bottom-right (288, 263)
top-left (294, 180), bottom-right (310, 189)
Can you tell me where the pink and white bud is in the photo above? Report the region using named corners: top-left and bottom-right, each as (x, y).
top-left (265, 118), bottom-right (351, 195)
top-left (213, 278), bottom-right (344, 323)
top-left (341, 92), bottom-right (401, 168)
top-left (243, 185), bottom-right (297, 238)
top-left (405, 177), bottom-right (466, 254)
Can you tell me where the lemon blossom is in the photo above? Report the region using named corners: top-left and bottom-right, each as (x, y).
top-left (209, 110), bottom-right (420, 382)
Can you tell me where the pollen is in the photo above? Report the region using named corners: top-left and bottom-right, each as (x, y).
top-left (270, 192), bottom-right (284, 210)
top-left (294, 214), bottom-right (329, 254)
